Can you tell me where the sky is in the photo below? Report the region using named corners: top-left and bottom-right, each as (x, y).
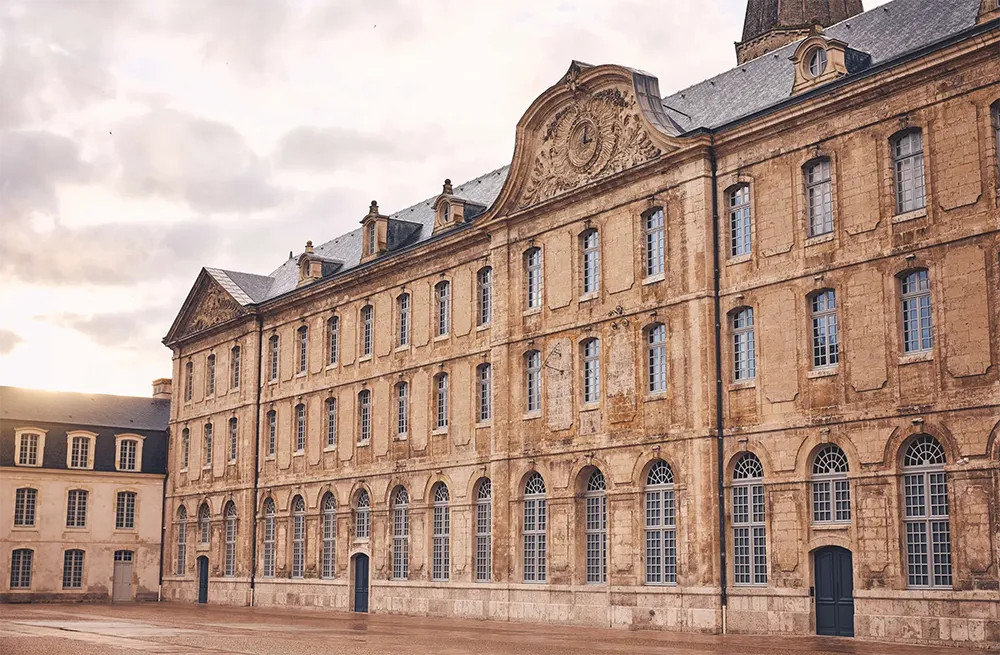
top-left (0, 0), bottom-right (889, 397)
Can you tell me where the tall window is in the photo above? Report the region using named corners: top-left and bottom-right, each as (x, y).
top-left (993, 101), bottom-right (1000, 183)
top-left (644, 208), bottom-right (665, 277)
top-left (327, 316), bottom-right (339, 365)
top-left (729, 185), bottom-right (752, 257)
top-left (228, 417), bottom-right (238, 463)
top-left (477, 267), bottom-right (493, 326)
top-left (116, 491), bottom-right (136, 530)
top-left (199, 503), bottom-right (211, 544)
top-left (810, 290), bottom-right (839, 368)
top-left (475, 479), bottom-right (492, 582)
top-left (224, 502), bottom-right (237, 577)
top-left (266, 410), bottom-right (276, 456)
top-left (901, 270), bottom-right (933, 353)
top-left (326, 398), bottom-right (337, 448)
top-left (367, 220), bottom-right (377, 255)
top-left (732, 308), bottom-right (756, 381)
top-left (360, 305), bottom-right (373, 357)
top-left (812, 445), bottom-right (850, 524)
top-left (434, 373), bottom-right (449, 429)
top-left (806, 159), bottom-right (834, 237)
top-left (297, 325), bottom-right (308, 374)
top-left (392, 487), bottom-right (409, 580)
top-left (581, 229), bottom-right (600, 294)
top-left (893, 130), bottom-right (926, 214)
top-left (66, 489), bottom-right (88, 528)
top-left (582, 338), bottom-right (600, 404)
top-left (10, 549), bottom-right (33, 588)
top-left (525, 350), bottom-right (541, 413)
top-left (584, 469), bottom-right (607, 584)
top-left (295, 403), bottom-right (306, 453)
top-left (358, 390), bottom-right (371, 443)
top-left (203, 423), bottom-right (213, 467)
top-left (647, 323), bottom-right (667, 393)
top-left (525, 247), bottom-right (542, 309)
top-left (903, 435), bottom-right (951, 588)
top-left (207, 354), bottom-right (216, 396)
top-left (268, 335), bottom-right (279, 381)
top-left (181, 428), bottom-right (190, 469)
top-left (436, 281), bottom-right (450, 336)
top-left (176, 507), bottom-right (187, 575)
top-left (645, 460), bottom-right (676, 585)
top-left (184, 361), bottom-right (193, 401)
top-left (291, 496), bottom-right (305, 578)
top-left (321, 493), bottom-right (336, 579)
top-left (16, 431), bottom-right (40, 466)
top-left (732, 453), bottom-right (766, 585)
top-left (432, 484), bottom-right (451, 581)
top-left (231, 345), bottom-right (241, 389)
top-left (397, 293), bottom-right (410, 346)
top-left (523, 473), bottom-right (547, 582)
top-left (477, 363), bottom-right (492, 423)
top-left (62, 549), bottom-right (84, 589)
top-left (355, 490), bottom-right (370, 539)
top-left (396, 382), bottom-right (408, 437)
top-left (70, 435), bottom-right (91, 469)
top-left (262, 499), bottom-right (276, 577)
top-left (14, 487), bottom-right (37, 526)
top-left (118, 438), bottom-right (138, 471)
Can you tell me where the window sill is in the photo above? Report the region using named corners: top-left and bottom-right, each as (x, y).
top-left (805, 231), bottom-right (834, 247)
top-left (899, 351), bottom-right (933, 365)
top-left (323, 445), bottom-right (337, 452)
top-left (394, 344), bottom-right (410, 353)
top-left (579, 293), bottom-right (598, 303)
top-left (523, 307), bottom-right (542, 317)
top-left (644, 392), bottom-right (668, 402)
top-left (358, 355), bottom-right (372, 363)
top-left (11, 526), bottom-right (38, 532)
top-left (205, 394), bottom-right (215, 401)
top-left (267, 380), bottom-right (278, 386)
top-left (892, 207), bottom-right (927, 224)
top-left (432, 428), bottom-right (449, 436)
top-left (523, 412), bottom-right (542, 421)
top-left (811, 521), bottom-right (850, 530)
top-left (807, 367), bottom-right (838, 379)
top-left (227, 460), bottom-right (237, 466)
top-left (394, 434), bottom-right (408, 442)
top-left (726, 254), bottom-right (752, 266)
top-left (295, 372), bottom-right (307, 379)
top-left (293, 450), bottom-right (304, 457)
top-left (476, 324), bottom-right (491, 332)
top-left (580, 402), bottom-right (600, 411)
top-left (325, 363), bottom-right (339, 370)
top-left (642, 273), bottom-right (665, 286)
top-left (433, 334), bottom-right (450, 343)
top-left (202, 465), bottom-right (212, 471)
top-left (14, 463), bottom-right (42, 468)
top-left (180, 467), bottom-right (188, 473)
top-left (264, 455), bottom-right (275, 462)
top-left (229, 388), bottom-right (240, 395)
top-left (729, 380), bottom-right (756, 391)
top-left (475, 421), bottom-right (492, 429)
top-left (68, 466), bottom-right (94, 471)
top-left (356, 440), bottom-right (370, 448)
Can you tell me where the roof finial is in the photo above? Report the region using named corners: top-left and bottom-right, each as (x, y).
top-left (369, 200), bottom-right (379, 216)
top-left (304, 240), bottom-right (314, 254)
top-left (442, 178), bottom-right (453, 195)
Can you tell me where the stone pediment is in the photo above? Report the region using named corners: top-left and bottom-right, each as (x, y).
top-left (165, 272), bottom-right (248, 343)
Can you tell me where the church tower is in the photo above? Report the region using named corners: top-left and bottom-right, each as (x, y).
top-left (736, 0), bottom-right (863, 63)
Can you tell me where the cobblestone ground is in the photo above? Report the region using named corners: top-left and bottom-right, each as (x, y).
top-left (0, 603), bottom-right (978, 655)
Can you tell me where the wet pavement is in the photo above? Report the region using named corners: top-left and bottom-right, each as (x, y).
top-left (0, 603), bottom-right (978, 655)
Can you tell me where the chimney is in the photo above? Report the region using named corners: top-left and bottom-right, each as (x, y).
top-left (152, 378), bottom-right (172, 399)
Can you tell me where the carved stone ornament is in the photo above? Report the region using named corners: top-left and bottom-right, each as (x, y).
top-left (180, 282), bottom-right (245, 338)
top-left (518, 87), bottom-right (661, 209)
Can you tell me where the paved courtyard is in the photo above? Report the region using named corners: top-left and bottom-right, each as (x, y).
top-left (0, 603), bottom-right (977, 655)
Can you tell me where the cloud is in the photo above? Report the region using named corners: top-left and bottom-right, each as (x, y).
top-left (0, 129), bottom-right (97, 224)
top-left (0, 330), bottom-right (24, 355)
top-left (166, 0), bottom-right (291, 72)
top-left (49, 305), bottom-right (177, 348)
top-left (273, 125), bottom-right (430, 172)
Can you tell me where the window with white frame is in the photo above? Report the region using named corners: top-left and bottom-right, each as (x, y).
top-left (184, 361), bottom-right (193, 401)
top-left (810, 290), bottom-right (839, 368)
top-left (893, 130), bottom-right (926, 214)
top-left (477, 267), bottom-right (493, 326)
top-left (477, 363), bottom-right (492, 423)
top-left (360, 305), bottom-right (373, 357)
top-left (321, 493), bottom-right (336, 579)
top-left (14, 487), bottom-right (36, 526)
top-left (224, 502), bottom-right (237, 577)
top-left (268, 335), bottom-right (279, 381)
top-left (645, 460), bottom-right (676, 584)
top-left (206, 354), bottom-right (216, 396)
top-left (10, 549), bottom-right (33, 588)
top-left (993, 101), bottom-right (1000, 184)
top-left (297, 325), bottom-right (308, 374)
top-left (901, 269), bottom-right (933, 353)
top-left (644, 208), bottom-right (665, 277)
top-left (525, 350), bottom-right (541, 414)
top-left (647, 323), bottom-right (667, 393)
top-left (581, 229), bottom-right (600, 295)
top-left (808, 46), bottom-right (827, 76)
top-left (228, 417), bottom-right (238, 463)
top-left (435, 281), bottom-right (451, 336)
top-left (806, 159), bottom-right (834, 237)
top-left (731, 308), bottom-right (756, 381)
top-left (62, 549), bottom-right (84, 589)
top-left (116, 491), bottom-right (136, 530)
top-left (176, 506), bottom-right (187, 575)
top-left (291, 495), bottom-right (305, 578)
top-left (732, 453), bottom-right (766, 585)
top-left (392, 487), bottom-right (409, 580)
top-left (355, 490), bottom-right (370, 539)
top-left (199, 503), bottom-right (211, 544)
top-left (434, 373), bottom-right (449, 430)
top-left (367, 220), bottom-right (377, 256)
top-left (358, 390), bottom-right (371, 444)
top-left (396, 382), bottom-right (408, 437)
top-left (729, 185), bottom-right (752, 257)
top-left (582, 338), bottom-right (600, 405)
top-left (584, 469), bottom-right (607, 584)
top-left (15, 431), bottom-right (42, 466)
top-left (231, 345), bottom-right (241, 389)
top-left (181, 428), bottom-right (190, 469)
top-left (295, 403), bottom-right (306, 453)
top-left (117, 437), bottom-right (140, 471)
top-left (68, 433), bottom-right (94, 469)
top-left (262, 499), bottom-right (276, 577)
top-left (476, 479), bottom-right (492, 582)
top-left (397, 293), bottom-right (410, 346)
top-left (523, 472), bottom-right (547, 582)
top-left (203, 423), bottom-right (213, 468)
top-left (903, 435), bottom-right (951, 588)
top-left (326, 398), bottom-right (337, 448)
top-left (66, 489), bottom-right (88, 528)
top-left (525, 247), bottom-right (542, 309)
top-left (432, 484), bottom-right (450, 581)
top-left (266, 410), bottom-right (276, 456)
top-left (812, 445), bottom-right (850, 523)
top-left (327, 316), bottom-right (339, 365)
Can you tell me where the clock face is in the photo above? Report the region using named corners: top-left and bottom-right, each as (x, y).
top-left (567, 119), bottom-right (600, 169)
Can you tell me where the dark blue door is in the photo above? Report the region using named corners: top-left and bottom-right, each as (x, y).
top-left (354, 554), bottom-right (369, 613)
top-left (815, 546), bottom-right (853, 637)
top-left (197, 556), bottom-right (209, 604)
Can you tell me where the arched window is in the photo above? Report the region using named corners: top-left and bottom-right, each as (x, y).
top-left (523, 472), bottom-right (547, 583)
top-left (581, 229), bottom-right (600, 294)
top-left (582, 338), bottom-right (600, 405)
top-left (900, 269), bottom-right (933, 353)
top-left (810, 290), bottom-right (839, 368)
top-left (207, 353), bottom-right (216, 396)
top-left (325, 398), bottom-right (337, 448)
top-left (477, 363), bottom-right (492, 423)
top-left (321, 493), bottom-right (336, 579)
top-left (9, 548), bottom-right (33, 588)
top-left (291, 495), bottom-right (306, 578)
top-left (732, 453), bottom-right (766, 585)
top-left (360, 305), bottom-right (373, 356)
top-left (475, 479), bottom-right (492, 582)
top-left (435, 281), bottom-right (450, 336)
top-left (644, 208), bottom-right (665, 277)
top-left (181, 428), bottom-right (190, 469)
top-left (477, 267), bottom-right (493, 326)
top-left (432, 484), bottom-right (450, 581)
top-left (231, 345), bottom-right (241, 388)
top-left (268, 334), bottom-right (279, 381)
top-left (396, 382), bottom-right (408, 438)
top-left (294, 403), bottom-right (306, 453)
top-left (262, 499), bottom-right (276, 577)
top-left (327, 316), bottom-right (339, 365)
top-left (13, 487), bottom-right (37, 526)
top-left (224, 502), bottom-right (237, 577)
top-left (892, 129), bottom-right (926, 214)
top-left (525, 350), bottom-right (541, 413)
top-left (806, 159), bottom-right (833, 237)
top-left (902, 435), bottom-right (951, 588)
top-left (355, 489), bottom-right (370, 539)
top-left (525, 247), bottom-right (542, 309)
top-left (812, 445), bottom-right (850, 523)
top-left (397, 293), bottom-right (410, 346)
top-left (228, 417), bottom-right (238, 463)
top-left (646, 323), bottom-right (667, 393)
top-left (645, 460), bottom-right (676, 585)
top-left (358, 390), bottom-right (371, 444)
top-left (584, 469), bottom-right (607, 584)
top-left (729, 185), bottom-right (752, 257)
top-left (62, 549), bottom-right (84, 588)
top-left (731, 308), bottom-right (756, 381)
top-left (66, 489), bottom-right (88, 528)
top-left (176, 506), bottom-right (188, 575)
top-left (297, 325), bottom-right (308, 374)
top-left (392, 487), bottom-right (409, 580)
top-left (199, 503), bottom-right (211, 544)
top-left (184, 361), bottom-right (193, 401)
top-left (203, 422), bottom-right (213, 468)
top-left (266, 410), bottom-right (277, 456)
top-left (434, 373), bottom-right (449, 430)
top-left (808, 46), bottom-right (827, 77)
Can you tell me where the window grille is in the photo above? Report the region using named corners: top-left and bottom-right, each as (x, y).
top-left (116, 491), bottom-right (136, 530)
top-left (66, 489), bottom-right (88, 528)
top-left (732, 308), bottom-right (756, 381)
top-left (525, 350), bottom-right (541, 413)
top-left (581, 229), bottom-right (599, 294)
top-left (645, 208), bottom-right (665, 276)
top-left (432, 484), bottom-right (450, 581)
top-left (806, 159), bottom-right (834, 236)
top-left (811, 445), bottom-right (850, 523)
top-left (893, 130), bottom-right (926, 214)
top-left (811, 290), bottom-right (839, 368)
top-left (392, 487), bottom-right (409, 580)
top-left (322, 493), bottom-right (336, 579)
top-left (732, 453), bottom-right (766, 585)
top-left (729, 186), bottom-right (752, 257)
top-left (14, 487), bottom-right (36, 526)
top-left (903, 435), bottom-right (951, 588)
top-left (523, 473), bottom-right (547, 582)
top-left (901, 270), bottom-right (933, 353)
top-left (584, 470), bottom-right (607, 584)
top-left (475, 479), bottom-right (492, 582)
top-left (645, 460), bottom-right (676, 584)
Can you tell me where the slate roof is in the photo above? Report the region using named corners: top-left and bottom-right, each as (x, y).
top-left (0, 386), bottom-right (170, 432)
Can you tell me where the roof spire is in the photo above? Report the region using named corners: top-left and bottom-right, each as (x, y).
top-left (736, 0), bottom-right (863, 64)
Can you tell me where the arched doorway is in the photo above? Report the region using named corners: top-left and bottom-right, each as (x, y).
top-left (197, 556), bottom-right (209, 604)
top-left (814, 546), bottom-right (853, 636)
top-left (352, 553), bottom-right (369, 613)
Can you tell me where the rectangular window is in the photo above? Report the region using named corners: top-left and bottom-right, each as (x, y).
top-left (811, 290), bottom-right (839, 368)
top-left (295, 404), bottom-right (306, 452)
top-left (119, 439), bottom-right (138, 471)
top-left (729, 186), bottom-right (752, 257)
top-left (582, 230), bottom-right (599, 294)
top-left (262, 513), bottom-right (275, 577)
top-left (203, 424), bottom-right (213, 467)
top-left (436, 283), bottom-right (450, 336)
top-left (62, 550), bottom-right (84, 589)
top-left (582, 339), bottom-right (600, 404)
top-left (367, 221), bottom-right (377, 255)
top-left (66, 490), bottom-right (88, 528)
top-left (268, 335), bottom-right (279, 381)
top-left (17, 433), bottom-right (39, 466)
top-left (806, 159), bottom-right (834, 237)
top-left (397, 294), bottom-right (410, 346)
top-left (116, 491), bottom-right (136, 530)
top-left (894, 131), bottom-right (926, 214)
top-left (905, 470), bottom-right (952, 588)
top-left (359, 391), bottom-right (371, 443)
top-left (297, 326), bottom-right (308, 374)
top-left (396, 384), bottom-right (408, 437)
top-left (328, 317), bottom-right (339, 365)
top-left (231, 346), bottom-right (241, 388)
top-left (732, 309), bottom-right (756, 381)
top-left (361, 306), bottom-right (373, 356)
top-left (326, 399), bottom-right (337, 448)
top-left (477, 268), bottom-right (492, 326)
top-left (522, 497), bottom-right (547, 582)
top-left (14, 488), bottom-right (37, 526)
top-left (647, 324), bottom-right (667, 393)
top-left (184, 362), bottom-right (193, 401)
top-left (228, 419), bottom-right (238, 463)
top-left (224, 516), bottom-right (237, 577)
top-left (267, 411), bottom-right (276, 456)
top-left (70, 436), bottom-right (90, 469)
top-left (645, 209), bottom-right (665, 277)
top-left (478, 364), bottom-right (492, 422)
top-left (901, 270), bottom-right (933, 353)
top-left (181, 429), bottom-right (190, 469)
top-left (526, 351), bottom-right (541, 413)
top-left (9, 549), bottom-right (32, 588)
top-left (526, 248), bottom-right (542, 309)
top-left (435, 374), bottom-right (449, 429)
top-left (206, 354), bottom-right (216, 396)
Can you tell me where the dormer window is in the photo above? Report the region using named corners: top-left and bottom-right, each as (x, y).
top-left (440, 202), bottom-right (450, 224)
top-left (790, 31), bottom-right (870, 95)
top-left (807, 47), bottom-right (827, 77)
top-left (367, 222), bottom-right (376, 256)
top-left (361, 200), bottom-right (387, 261)
top-left (115, 434), bottom-right (145, 472)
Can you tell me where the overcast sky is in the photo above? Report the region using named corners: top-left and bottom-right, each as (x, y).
top-left (0, 0), bottom-right (888, 397)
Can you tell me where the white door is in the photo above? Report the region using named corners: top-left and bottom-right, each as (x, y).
top-left (112, 550), bottom-right (133, 601)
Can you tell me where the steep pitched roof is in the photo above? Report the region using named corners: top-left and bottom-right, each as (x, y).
top-left (0, 386), bottom-right (170, 432)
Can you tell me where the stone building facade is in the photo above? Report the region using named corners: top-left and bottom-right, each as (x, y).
top-left (161, 0), bottom-right (1000, 648)
top-left (0, 384), bottom-right (170, 603)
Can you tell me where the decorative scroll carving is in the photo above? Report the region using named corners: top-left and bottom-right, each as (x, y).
top-left (179, 283), bottom-right (245, 338)
top-left (518, 87), bottom-right (661, 209)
